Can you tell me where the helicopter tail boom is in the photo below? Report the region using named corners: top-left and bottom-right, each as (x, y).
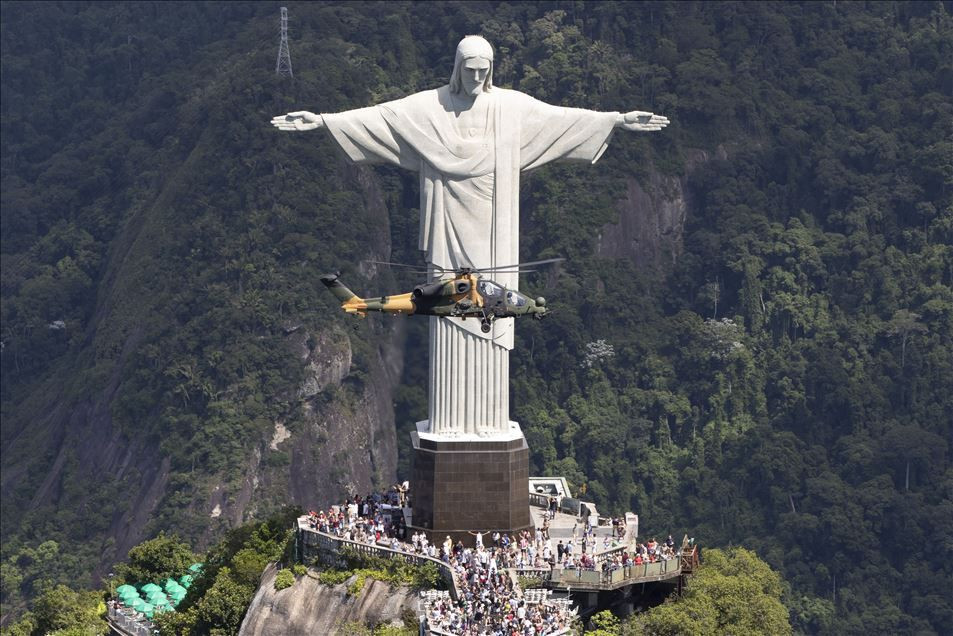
top-left (320, 273), bottom-right (359, 303)
top-left (320, 273), bottom-right (415, 317)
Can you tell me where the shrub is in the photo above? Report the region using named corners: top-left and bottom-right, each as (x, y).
top-left (274, 569), bottom-right (294, 591)
top-left (318, 569), bottom-right (353, 586)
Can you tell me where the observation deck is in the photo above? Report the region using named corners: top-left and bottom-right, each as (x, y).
top-left (295, 487), bottom-right (698, 596)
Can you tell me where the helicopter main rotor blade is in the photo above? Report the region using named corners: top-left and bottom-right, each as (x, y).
top-left (363, 260), bottom-right (455, 275)
top-left (481, 269), bottom-right (537, 275)
top-left (477, 258), bottom-right (564, 272)
top-left (362, 260), bottom-right (425, 270)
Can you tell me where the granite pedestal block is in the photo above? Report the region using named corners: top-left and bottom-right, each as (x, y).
top-left (410, 430), bottom-right (533, 546)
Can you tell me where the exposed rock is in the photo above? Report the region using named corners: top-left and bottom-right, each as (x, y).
top-left (239, 564), bottom-right (417, 636)
top-left (288, 328), bottom-right (353, 399)
top-left (598, 147), bottom-right (727, 272)
top-left (285, 324), bottom-right (402, 509)
top-left (270, 421), bottom-right (291, 451)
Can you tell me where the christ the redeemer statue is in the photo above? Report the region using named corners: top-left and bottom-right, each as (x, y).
top-left (272, 36), bottom-right (668, 438)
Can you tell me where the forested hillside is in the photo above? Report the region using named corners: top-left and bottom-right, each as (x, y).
top-left (1, 2), bottom-right (950, 634)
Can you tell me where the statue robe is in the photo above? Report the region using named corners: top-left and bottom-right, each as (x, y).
top-left (324, 86), bottom-right (618, 436)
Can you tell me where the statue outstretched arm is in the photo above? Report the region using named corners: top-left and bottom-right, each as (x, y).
top-left (270, 110), bottom-right (325, 132)
top-left (616, 111), bottom-right (670, 132)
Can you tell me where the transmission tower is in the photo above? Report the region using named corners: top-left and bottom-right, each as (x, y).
top-left (275, 7), bottom-right (293, 77)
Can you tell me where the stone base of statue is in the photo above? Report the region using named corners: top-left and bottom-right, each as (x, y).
top-left (409, 421), bottom-right (532, 546)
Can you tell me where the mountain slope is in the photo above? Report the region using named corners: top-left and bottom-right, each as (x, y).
top-left (2, 3), bottom-right (951, 634)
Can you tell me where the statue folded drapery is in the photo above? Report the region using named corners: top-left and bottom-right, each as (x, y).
top-left (323, 88), bottom-right (617, 435)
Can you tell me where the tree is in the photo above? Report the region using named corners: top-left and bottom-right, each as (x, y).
top-left (30, 585), bottom-right (106, 636)
top-left (625, 548), bottom-right (791, 636)
top-left (884, 309), bottom-right (927, 369)
top-left (589, 610), bottom-right (622, 635)
top-left (192, 567), bottom-right (254, 635)
top-left (0, 612), bottom-right (37, 636)
top-left (117, 533), bottom-right (195, 584)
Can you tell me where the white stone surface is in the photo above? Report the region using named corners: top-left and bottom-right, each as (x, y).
top-left (415, 419), bottom-right (524, 443)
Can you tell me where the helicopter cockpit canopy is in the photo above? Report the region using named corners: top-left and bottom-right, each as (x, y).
top-left (478, 280), bottom-right (503, 297)
top-left (506, 290), bottom-right (527, 306)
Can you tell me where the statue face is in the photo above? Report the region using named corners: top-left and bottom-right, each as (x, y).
top-left (461, 57), bottom-right (491, 96)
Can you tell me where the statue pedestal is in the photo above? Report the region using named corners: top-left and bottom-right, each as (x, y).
top-left (409, 421), bottom-right (532, 546)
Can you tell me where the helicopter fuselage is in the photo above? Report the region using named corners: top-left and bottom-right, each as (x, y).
top-left (321, 271), bottom-right (547, 332)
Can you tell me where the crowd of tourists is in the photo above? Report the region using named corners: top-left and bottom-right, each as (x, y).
top-left (304, 489), bottom-right (574, 634)
top-left (303, 488), bottom-right (682, 634)
top-left (599, 536), bottom-right (680, 574)
top-left (422, 532), bottom-right (573, 635)
top-left (425, 563), bottom-right (570, 635)
top-left (304, 485), bottom-right (408, 544)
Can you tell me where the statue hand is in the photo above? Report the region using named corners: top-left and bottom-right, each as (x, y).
top-left (618, 111), bottom-right (670, 132)
top-left (270, 111), bottom-right (325, 132)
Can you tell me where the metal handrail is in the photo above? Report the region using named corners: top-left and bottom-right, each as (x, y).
top-left (549, 556), bottom-right (683, 590)
top-left (426, 619), bottom-right (573, 636)
top-left (107, 604), bottom-right (155, 636)
top-left (528, 492), bottom-right (552, 508)
top-left (297, 518), bottom-right (460, 600)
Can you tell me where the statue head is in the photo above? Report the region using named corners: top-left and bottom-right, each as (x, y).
top-left (449, 35), bottom-right (494, 96)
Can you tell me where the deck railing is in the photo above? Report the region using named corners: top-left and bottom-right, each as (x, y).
top-left (427, 623), bottom-right (573, 636)
top-left (296, 518), bottom-right (459, 600)
top-left (549, 556), bottom-right (683, 590)
top-left (107, 604), bottom-right (155, 636)
top-left (528, 492), bottom-right (551, 508)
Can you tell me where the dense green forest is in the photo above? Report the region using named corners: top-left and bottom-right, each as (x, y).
top-left (1, 508), bottom-right (300, 636)
top-left (1, 1), bottom-right (951, 634)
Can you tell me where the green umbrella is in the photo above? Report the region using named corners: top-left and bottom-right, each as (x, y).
top-left (116, 584), bottom-right (137, 595)
top-left (165, 581), bottom-right (185, 594)
top-left (141, 583), bottom-right (162, 594)
top-left (119, 588), bottom-right (140, 599)
top-left (188, 563), bottom-right (203, 573)
top-left (120, 595), bottom-right (139, 608)
top-left (141, 602), bottom-right (155, 619)
top-left (179, 574), bottom-right (193, 588)
top-left (146, 591), bottom-right (168, 604)
top-left (130, 598), bottom-right (147, 612)
top-left (169, 588), bottom-right (186, 602)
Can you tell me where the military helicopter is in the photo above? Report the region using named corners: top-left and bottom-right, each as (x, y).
top-left (320, 259), bottom-right (561, 333)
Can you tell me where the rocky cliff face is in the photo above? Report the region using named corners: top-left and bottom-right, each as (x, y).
top-left (238, 564), bottom-right (417, 636)
top-left (597, 148), bottom-right (727, 272)
top-left (0, 153), bottom-right (405, 584)
top-left (280, 322), bottom-right (402, 513)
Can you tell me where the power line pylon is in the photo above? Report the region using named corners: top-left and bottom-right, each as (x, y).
top-left (276, 7), bottom-right (293, 78)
